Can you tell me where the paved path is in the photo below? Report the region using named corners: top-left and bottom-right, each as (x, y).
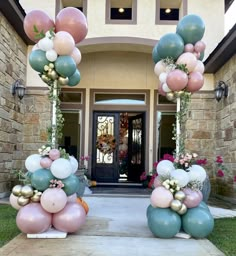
top-left (1, 196), bottom-right (236, 256)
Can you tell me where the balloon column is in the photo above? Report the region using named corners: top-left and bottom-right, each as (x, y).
top-left (153, 14), bottom-right (206, 156)
top-left (10, 8), bottom-right (89, 235)
top-left (147, 156), bottom-right (214, 239)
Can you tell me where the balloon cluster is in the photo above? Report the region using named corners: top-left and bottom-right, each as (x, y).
top-left (24, 7), bottom-right (88, 87)
top-left (147, 159), bottom-right (214, 238)
top-left (153, 14), bottom-right (206, 101)
top-left (10, 147), bottom-right (88, 234)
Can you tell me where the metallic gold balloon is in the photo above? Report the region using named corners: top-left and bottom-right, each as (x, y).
top-left (17, 196), bottom-right (30, 206)
top-left (170, 199), bottom-right (182, 212)
top-left (12, 185), bottom-right (23, 196)
top-left (174, 91), bottom-right (184, 98)
top-left (30, 193), bottom-right (41, 202)
top-left (41, 74), bottom-right (50, 83)
top-left (58, 76), bottom-right (69, 85)
top-left (21, 185), bottom-right (34, 198)
top-left (174, 191), bottom-right (186, 202)
top-left (166, 92), bottom-right (175, 101)
top-left (177, 203), bottom-right (187, 215)
top-left (48, 70), bottom-right (58, 80)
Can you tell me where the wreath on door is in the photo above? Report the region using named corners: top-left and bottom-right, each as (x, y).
top-left (96, 134), bottom-right (116, 155)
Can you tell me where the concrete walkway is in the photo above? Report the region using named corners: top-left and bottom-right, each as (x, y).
top-left (1, 196), bottom-right (236, 256)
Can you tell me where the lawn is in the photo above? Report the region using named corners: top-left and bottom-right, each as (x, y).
top-left (1, 204), bottom-right (236, 256)
top-left (0, 204), bottom-right (20, 247)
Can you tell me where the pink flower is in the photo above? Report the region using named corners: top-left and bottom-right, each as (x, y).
top-left (140, 172), bottom-right (147, 181)
top-left (216, 156), bottom-right (223, 164)
top-left (217, 169), bottom-right (224, 177)
top-left (234, 176), bottom-right (236, 182)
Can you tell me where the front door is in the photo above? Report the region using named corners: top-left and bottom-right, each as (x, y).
top-left (92, 112), bottom-right (120, 182)
top-left (127, 113), bottom-right (145, 182)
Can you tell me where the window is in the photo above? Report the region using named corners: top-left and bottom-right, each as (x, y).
top-left (61, 0), bottom-right (87, 16)
top-left (94, 93), bottom-right (146, 105)
top-left (156, 0), bottom-right (187, 25)
top-left (106, 0), bottom-right (137, 24)
top-left (59, 91), bottom-right (82, 103)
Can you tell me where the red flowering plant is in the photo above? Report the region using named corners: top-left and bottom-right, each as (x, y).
top-left (215, 155), bottom-right (228, 178)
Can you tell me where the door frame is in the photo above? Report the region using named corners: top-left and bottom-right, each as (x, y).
top-left (89, 89), bottom-right (150, 180)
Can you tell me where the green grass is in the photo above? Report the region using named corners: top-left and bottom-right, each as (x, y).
top-left (0, 204), bottom-right (20, 247)
top-left (208, 217), bottom-right (236, 256)
top-left (1, 204), bottom-right (236, 255)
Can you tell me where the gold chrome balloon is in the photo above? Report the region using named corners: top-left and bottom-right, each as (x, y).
top-left (12, 185), bottom-right (23, 196)
top-left (21, 185), bottom-right (34, 198)
top-left (30, 193), bottom-right (41, 202)
top-left (174, 91), bottom-right (184, 98)
top-left (177, 203), bottom-right (187, 215)
top-left (174, 191), bottom-right (186, 202)
top-left (17, 196), bottom-right (30, 206)
top-left (170, 199), bottom-right (182, 212)
top-left (41, 74), bottom-right (50, 83)
top-left (58, 76), bottom-right (69, 85)
top-left (166, 92), bottom-right (175, 101)
top-left (48, 70), bottom-right (58, 80)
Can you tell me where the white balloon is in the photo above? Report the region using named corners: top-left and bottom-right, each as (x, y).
top-left (38, 37), bottom-right (54, 51)
top-left (32, 44), bottom-right (39, 51)
top-left (159, 72), bottom-right (168, 83)
top-left (162, 82), bottom-right (172, 93)
top-left (46, 49), bottom-right (58, 62)
top-left (188, 165), bottom-right (207, 183)
top-left (154, 61), bottom-right (166, 77)
top-left (50, 158), bottom-right (72, 179)
top-left (171, 169), bottom-right (190, 187)
top-left (10, 193), bottom-right (21, 210)
top-left (156, 160), bottom-right (175, 177)
top-left (25, 154), bottom-right (42, 173)
top-left (69, 156), bottom-right (78, 174)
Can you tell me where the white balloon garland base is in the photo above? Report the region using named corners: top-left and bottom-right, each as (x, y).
top-left (27, 227), bottom-right (67, 239)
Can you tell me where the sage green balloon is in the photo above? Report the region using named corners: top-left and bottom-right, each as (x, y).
top-left (157, 33), bottom-right (184, 60)
top-left (62, 174), bottom-right (80, 196)
top-left (29, 49), bottom-right (50, 73)
top-left (31, 168), bottom-right (54, 192)
top-left (152, 44), bottom-right (161, 64)
top-left (68, 69), bottom-right (81, 86)
top-left (176, 14), bottom-right (205, 44)
top-left (55, 55), bottom-right (76, 78)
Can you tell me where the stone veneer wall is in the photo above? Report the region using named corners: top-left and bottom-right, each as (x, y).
top-left (185, 91), bottom-right (216, 194)
top-left (213, 55), bottom-right (236, 202)
top-left (0, 13), bottom-right (27, 198)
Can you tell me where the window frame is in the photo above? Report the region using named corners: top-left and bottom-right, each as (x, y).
top-left (155, 0), bottom-right (187, 25)
top-left (105, 0), bottom-right (137, 25)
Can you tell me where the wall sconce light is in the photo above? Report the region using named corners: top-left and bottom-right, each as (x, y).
top-left (11, 80), bottom-right (25, 100)
top-left (215, 81), bottom-right (228, 102)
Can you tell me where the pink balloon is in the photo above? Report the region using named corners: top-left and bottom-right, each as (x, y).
top-left (10, 193), bottom-right (21, 210)
top-left (70, 47), bottom-right (82, 65)
top-left (40, 157), bottom-right (52, 169)
top-left (41, 188), bottom-right (68, 213)
top-left (183, 188), bottom-right (202, 208)
top-left (67, 193), bottom-right (77, 202)
top-left (52, 202), bottom-right (86, 233)
top-left (158, 83), bottom-right (166, 96)
top-left (186, 71), bottom-right (204, 92)
top-left (24, 10), bottom-right (55, 42)
top-left (53, 31), bottom-right (75, 56)
top-left (193, 51), bottom-right (201, 59)
top-left (49, 149), bottom-right (60, 160)
top-left (184, 43), bottom-right (194, 53)
top-left (150, 186), bottom-right (173, 208)
top-left (153, 176), bottom-right (162, 188)
top-left (194, 40), bottom-right (206, 53)
top-left (55, 7), bottom-right (88, 44)
top-left (176, 52), bottom-right (198, 73)
top-left (16, 203), bottom-right (52, 234)
top-left (193, 60), bottom-right (205, 74)
top-left (166, 69), bottom-right (188, 91)
top-left (154, 61), bottom-right (166, 77)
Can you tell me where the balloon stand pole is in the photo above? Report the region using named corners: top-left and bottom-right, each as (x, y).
top-left (176, 96), bottom-right (181, 156)
top-left (51, 80), bottom-right (57, 149)
top-left (27, 227), bottom-right (67, 239)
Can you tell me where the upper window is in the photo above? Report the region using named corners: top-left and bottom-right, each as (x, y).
top-left (156, 0), bottom-right (187, 25)
top-left (61, 0), bottom-right (87, 16)
top-left (106, 0), bottom-right (137, 24)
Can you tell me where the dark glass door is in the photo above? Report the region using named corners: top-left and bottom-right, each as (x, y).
top-left (127, 113), bottom-right (145, 182)
top-left (92, 112), bottom-right (120, 182)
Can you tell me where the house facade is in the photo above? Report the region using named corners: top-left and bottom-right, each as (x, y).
top-left (0, 0), bottom-right (235, 201)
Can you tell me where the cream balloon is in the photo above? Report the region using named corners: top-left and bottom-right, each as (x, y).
top-left (171, 169), bottom-right (190, 187)
top-left (46, 49), bottom-right (58, 62)
top-left (25, 154), bottom-right (42, 173)
top-left (188, 165), bottom-right (207, 183)
top-left (10, 193), bottom-right (21, 210)
top-left (38, 37), bottom-right (54, 51)
top-left (69, 156), bottom-right (78, 174)
top-left (50, 158), bottom-right (73, 179)
top-left (156, 160), bottom-right (175, 177)
top-left (162, 82), bottom-right (172, 93)
top-left (154, 60), bottom-right (166, 77)
top-left (159, 72), bottom-right (168, 84)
